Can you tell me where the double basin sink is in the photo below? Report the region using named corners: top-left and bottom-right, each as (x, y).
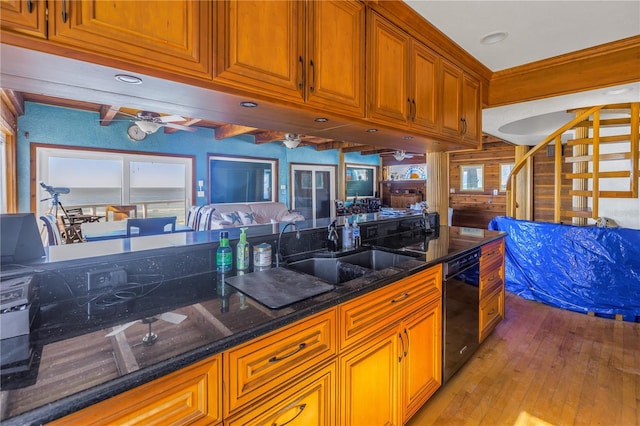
top-left (284, 248), bottom-right (417, 285)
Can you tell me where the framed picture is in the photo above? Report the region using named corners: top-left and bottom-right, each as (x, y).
top-left (500, 163), bottom-right (514, 191)
top-left (460, 164), bottom-right (484, 191)
top-left (346, 164), bottom-right (377, 197)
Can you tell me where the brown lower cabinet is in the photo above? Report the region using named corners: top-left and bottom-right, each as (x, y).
top-left (48, 258), bottom-right (504, 425)
top-left (48, 354), bottom-right (223, 426)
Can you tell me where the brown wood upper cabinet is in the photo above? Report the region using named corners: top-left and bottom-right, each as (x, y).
top-left (367, 11), bottom-right (438, 133)
top-left (441, 58), bottom-right (481, 146)
top-left (1, 0), bottom-right (47, 39)
top-left (1, 0), bottom-right (212, 79)
top-left (214, 0), bottom-right (365, 118)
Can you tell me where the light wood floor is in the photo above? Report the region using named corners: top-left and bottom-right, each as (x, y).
top-left (408, 292), bottom-right (640, 426)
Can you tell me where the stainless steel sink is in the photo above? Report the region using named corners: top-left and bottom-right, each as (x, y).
top-left (285, 249), bottom-right (416, 285)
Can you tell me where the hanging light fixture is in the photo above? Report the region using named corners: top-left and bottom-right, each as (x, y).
top-left (282, 133), bottom-right (302, 149)
top-left (393, 150), bottom-right (406, 161)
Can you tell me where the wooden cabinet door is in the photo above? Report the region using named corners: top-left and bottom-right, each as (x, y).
top-left (47, 0), bottom-right (211, 78)
top-left (367, 11), bottom-right (409, 126)
top-left (214, 0), bottom-right (304, 102)
top-left (339, 327), bottom-right (400, 426)
top-left (410, 41), bottom-right (438, 132)
top-left (49, 354), bottom-right (223, 426)
top-left (1, 0), bottom-right (47, 39)
top-left (462, 73), bottom-right (481, 145)
top-left (440, 58), bottom-right (463, 139)
top-left (226, 361), bottom-right (336, 426)
top-left (306, 0), bottom-right (364, 117)
top-left (401, 299), bottom-right (442, 423)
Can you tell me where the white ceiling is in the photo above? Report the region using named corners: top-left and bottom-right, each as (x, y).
top-left (406, 0), bottom-right (640, 145)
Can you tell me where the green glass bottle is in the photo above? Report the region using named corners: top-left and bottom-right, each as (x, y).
top-left (216, 231), bottom-right (232, 272)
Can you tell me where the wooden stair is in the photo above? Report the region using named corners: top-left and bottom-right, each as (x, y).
top-left (507, 102), bottom-right (640, 224)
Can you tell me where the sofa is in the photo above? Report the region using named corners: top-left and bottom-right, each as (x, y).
top-left (188, 202), bottom-right (304, 231)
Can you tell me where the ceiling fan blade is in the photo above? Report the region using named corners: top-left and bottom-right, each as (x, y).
top-left (159, 114), bottom-right (185, 123)
top-left (163, 122), bottom-right (197, 132)
top-left (158, 312), bottom-right (187, 324)
top-left (105, 320), bottom-right (138, 337)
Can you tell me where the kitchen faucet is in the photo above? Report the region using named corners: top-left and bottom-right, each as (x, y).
top-left (276, 222), bottom-right (300, 267)
top-left (327, 220), bottom-right (339, 252)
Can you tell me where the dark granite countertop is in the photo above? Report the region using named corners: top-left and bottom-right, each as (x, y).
top-left (0, 221), bottom-right (505, 425)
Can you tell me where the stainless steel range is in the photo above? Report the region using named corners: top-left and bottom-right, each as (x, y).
top-left (442, 248), bottom-right (481, 383)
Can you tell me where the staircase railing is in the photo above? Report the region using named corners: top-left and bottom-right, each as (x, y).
top-left (506, 102), bottom-right (639, 223)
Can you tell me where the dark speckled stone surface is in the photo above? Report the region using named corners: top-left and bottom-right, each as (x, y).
top-left (0, 217), bottom-right (505, 426)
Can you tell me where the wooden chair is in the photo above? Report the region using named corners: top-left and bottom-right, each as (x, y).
top-left (126, 216), bottom-right (176, 237)
top-left (40, 214), bottom-right (63, 246)
top-left (106, 205), bottom-right (138, 221)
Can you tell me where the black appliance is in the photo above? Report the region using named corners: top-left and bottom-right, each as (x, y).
top-left (442, 248), bottom-right (480, 383)
top-left (1, 275), bottom-right (39, 375)
top-left (1, 213), bottom-right (45, 265)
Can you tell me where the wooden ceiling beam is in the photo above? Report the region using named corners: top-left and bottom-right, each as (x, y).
top-left (254, 131), bottom-right (286, 144)
top-left (1, 89), bottom-right (24, 116)
top-left (99, 105), bottom-right (120, 126)
top-left (214, 124), bottom-right (257, 140)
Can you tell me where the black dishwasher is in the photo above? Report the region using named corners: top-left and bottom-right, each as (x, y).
top-left (442, 248), bottom-right (480, 383)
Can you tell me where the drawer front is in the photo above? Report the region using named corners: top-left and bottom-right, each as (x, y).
top-left (49, 354), bottom-right (222, 426)
top-left (225, 309), bottom-right (337, 415)
top-left (479, 288), bottom-right (504, 342)
top-left (480, 263), bottom-right (503, 299)
top-left (480, 239), bottom-right (504, 272)
top-left (225, 361), bottom-right (336, 426)
top-left (339, 264), bottom-right (442, 350)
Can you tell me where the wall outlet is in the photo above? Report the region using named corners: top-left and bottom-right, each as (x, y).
top-left (87, 268), bottom-right (127, 292)
top-left (493, 189), bottom-right (499, 196)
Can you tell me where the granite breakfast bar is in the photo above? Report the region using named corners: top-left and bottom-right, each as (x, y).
top-left (0, 214), bottom-right (505, 425)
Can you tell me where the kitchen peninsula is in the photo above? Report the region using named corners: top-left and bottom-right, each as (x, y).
top-left (0, 214), bottom-right (505, 425)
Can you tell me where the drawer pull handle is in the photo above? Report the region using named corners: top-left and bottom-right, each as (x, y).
top-left (269, 343), bottom-right (306, 363)
top-left (391, 292), bottom-right (409, 303)
top-left (27, 0), bottom-right (33, 13)
top-left (273, 403), bottom-right (306, 426)
top-left (488, 308), bottom-right (497, 316)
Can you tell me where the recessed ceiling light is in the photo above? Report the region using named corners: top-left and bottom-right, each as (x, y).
top-left (366, 128), bottom-right (378, 133)
top-left (480, 31), bottom-right (508, 45)
top-left (240, 101), bottom-right (258, 108)
top-left (402, 136), bottom-right (413, 140)
top-left (604, 87), bottom-right (631, 96)
top-left (314, 117), bottom-right (329, 122)
top-left (114, 74), bottom-right (142, 84)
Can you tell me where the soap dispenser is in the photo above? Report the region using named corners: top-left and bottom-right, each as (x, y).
top-left (236, 227), bottom-right (250, 271)
top-left (342, 221), bottom-right (353, 250)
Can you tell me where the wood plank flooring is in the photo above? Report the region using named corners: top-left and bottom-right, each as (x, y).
top-left (407, 292), bottom-right (640, 426)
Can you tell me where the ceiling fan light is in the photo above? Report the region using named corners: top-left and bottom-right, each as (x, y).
top-left (283, 133), bottom-right (301, 149)
top-left (135, 120), bottom-right (161, 134)
top-left (393, 150), bottom-right (406, 161)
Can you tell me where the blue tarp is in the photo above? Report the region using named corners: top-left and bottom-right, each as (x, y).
top-left (488, 216), bottom-right (640, 320)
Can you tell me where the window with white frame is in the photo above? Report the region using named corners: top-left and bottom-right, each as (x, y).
top-left (36, 146), bottom-right (193, 223)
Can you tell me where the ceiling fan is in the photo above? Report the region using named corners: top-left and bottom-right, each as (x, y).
top-left (280, 133), bottom-right (302, 149)
top-left (106, 110), bottom-right (197, 141)
top-left (383, 150), bottom-right (423, 161)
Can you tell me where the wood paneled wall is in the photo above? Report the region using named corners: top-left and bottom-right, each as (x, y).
top-left (531, 147), bottom-right (573, 223)
top-left (449, 142), bottom-right (515, 229)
